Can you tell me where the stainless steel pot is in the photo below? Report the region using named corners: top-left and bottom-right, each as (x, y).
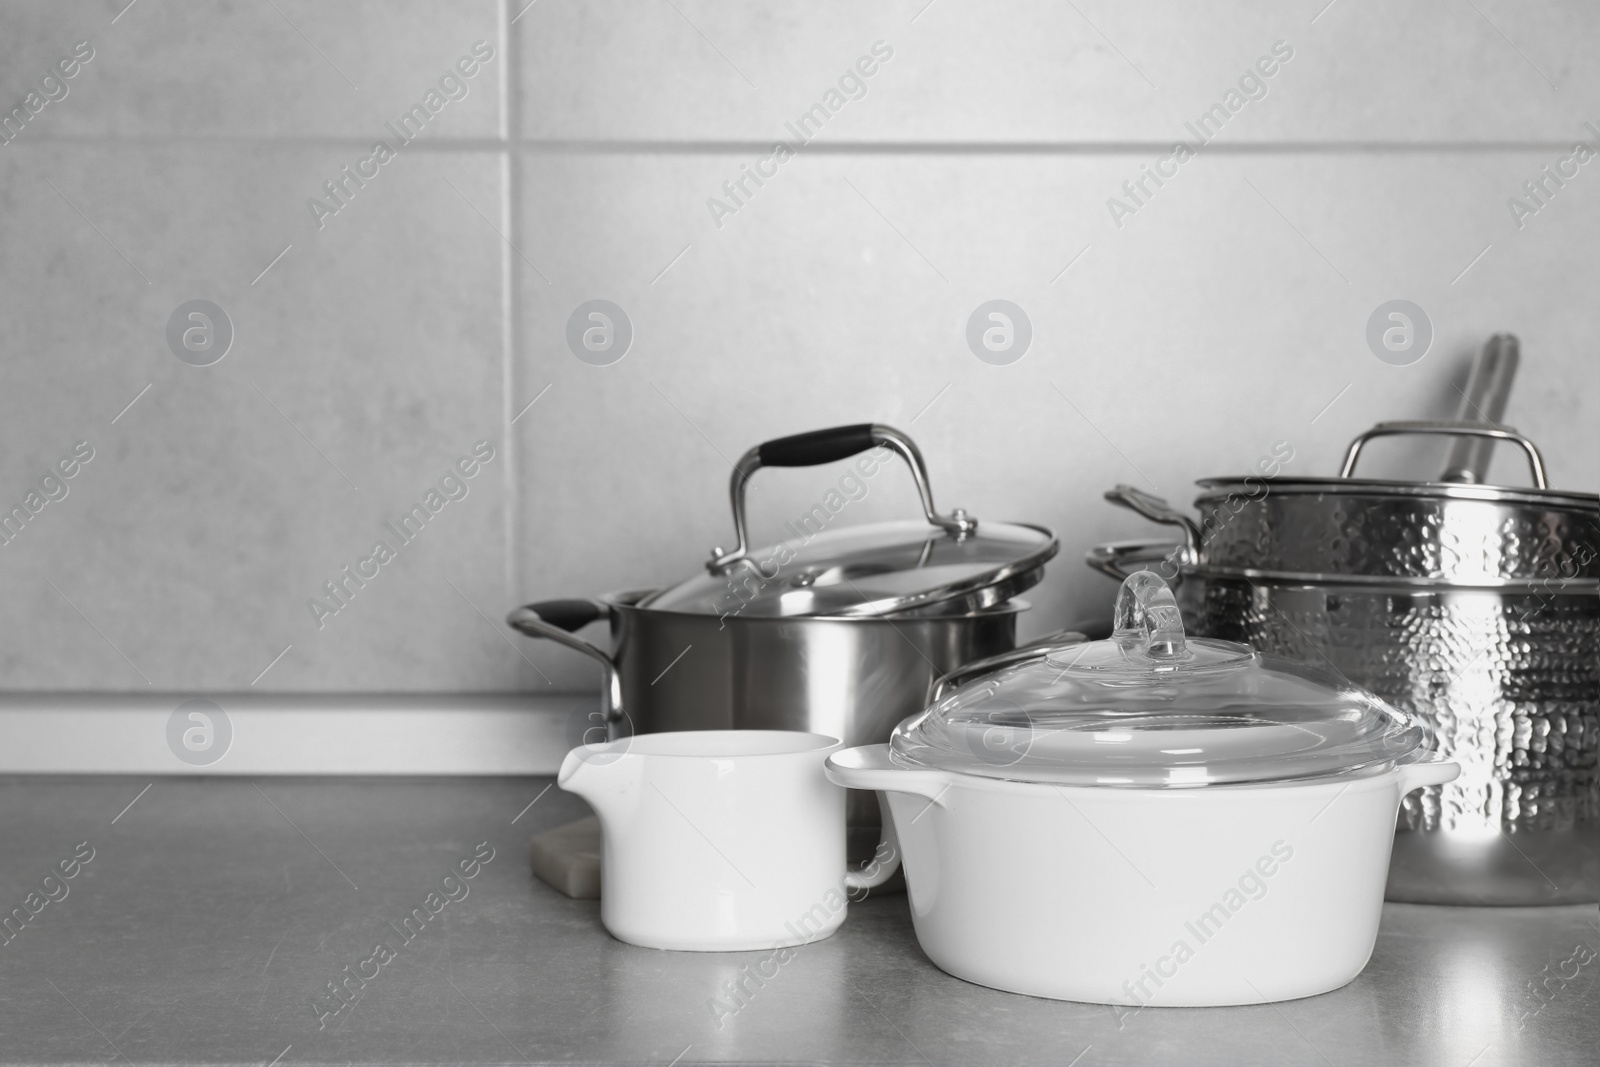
top-left (509, 591), bottom-right (1028, 751)
top-left (510, 424), bottom-right (1061, 838)
top-left (1089, 421), bottom-right (1600, 905)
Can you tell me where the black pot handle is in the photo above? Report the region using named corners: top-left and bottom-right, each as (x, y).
top-left (709, 423), bottom-right (976, 571)
top-left (758, 424), bottom-right (878, 467)
top-left (520, 598), bottom-right (605, 632)
top-left (506, 599), bottom-right (621, 723)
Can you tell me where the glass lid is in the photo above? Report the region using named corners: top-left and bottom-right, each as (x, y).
top-left (889, 570), bottom-right (1429, 787)
top-left (643, 519), bottom-right (1057, 618)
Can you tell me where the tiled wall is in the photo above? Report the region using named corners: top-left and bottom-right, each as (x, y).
top-left (2, 1), bottom-right (1596, 695)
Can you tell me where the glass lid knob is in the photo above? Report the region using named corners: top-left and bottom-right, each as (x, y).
top-left (1113, 569), bottom-right (1188, 661)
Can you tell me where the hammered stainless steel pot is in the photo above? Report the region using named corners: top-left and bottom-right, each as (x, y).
top-left (509, 424), bottom-right (1060, 838)
top-left (1089, 421), bottom-right (1599, 905)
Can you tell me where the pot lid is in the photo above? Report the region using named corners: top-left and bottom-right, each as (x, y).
top-left (642, 518), bottom-right (1057, 618)
top-left (889, 570), bottom-right (1429, 787)
top-left (1200, 421), bottom-right (1598, 510)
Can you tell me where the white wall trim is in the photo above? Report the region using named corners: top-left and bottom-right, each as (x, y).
top-left (0, 694), bottom-right (581, 775)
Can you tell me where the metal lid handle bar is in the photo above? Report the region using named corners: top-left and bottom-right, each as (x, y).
top-left (1339, 421), bottom-right (1547, 489)
top-left (707, 423), bottom-right (978, 572)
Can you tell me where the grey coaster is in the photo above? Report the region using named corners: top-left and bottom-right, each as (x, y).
top-left (530, 815), bottom-right (601, 900)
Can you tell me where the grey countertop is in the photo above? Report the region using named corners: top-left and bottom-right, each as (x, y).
top-left (1, 777), bottom-right (1595, 1066)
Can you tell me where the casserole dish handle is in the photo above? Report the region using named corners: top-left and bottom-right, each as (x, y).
top-left (826, 744), bottom-right (952, 801)
top-left (1396, 755), bottom-right (1461, 794)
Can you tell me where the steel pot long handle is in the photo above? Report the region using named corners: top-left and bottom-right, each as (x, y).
top-left (506, 600), bottom-right (624, 725)
top-left (707, 423), bottom-right (977, 571)
top-left (1441, 334), bottom-right (1519, 482)
top-left (1340, 421), bottom-right (1548, 489)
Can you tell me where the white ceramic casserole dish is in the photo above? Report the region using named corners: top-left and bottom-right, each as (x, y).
top-left (826, 571), bottom-right (1459, 1008)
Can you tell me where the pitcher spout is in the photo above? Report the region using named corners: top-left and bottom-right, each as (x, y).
top-left (558, 741), bottom-right (635, 813)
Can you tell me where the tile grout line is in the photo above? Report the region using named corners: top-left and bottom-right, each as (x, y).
top-left (9, 137), bottom-right (1586, 155)
top-left (498, 0), bottom-right (518, 621)
top-left (540, 139), bottom-right (1577, 154)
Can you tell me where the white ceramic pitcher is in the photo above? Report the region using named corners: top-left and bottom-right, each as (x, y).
top-left (559, 730), bottom-right (899, 951)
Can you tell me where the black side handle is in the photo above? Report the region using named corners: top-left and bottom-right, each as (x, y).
top-left (758, 424), bottom-right (877, 467)
top-left (521, 599), bottom-right (603, 632)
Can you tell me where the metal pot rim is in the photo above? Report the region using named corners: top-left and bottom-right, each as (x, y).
top-left (602, 588), bottom-right (1030, 623)
top-left (1195, 476), bottom-right (1599, 511)
top-left (1181, 566), bottom-right (1600, 594)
